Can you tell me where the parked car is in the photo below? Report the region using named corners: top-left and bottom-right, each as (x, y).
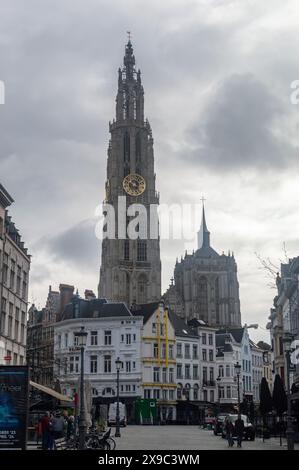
top-left (108, 402), bottom-right (127, 427)
top-left (213, 414), bottom-right (227, 435)
top-left (221, 414), bottom-right (255, 441)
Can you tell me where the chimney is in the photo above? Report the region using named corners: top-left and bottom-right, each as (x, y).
top-left (84, 289), bottom-right (96, 301)
top-left (59, 284), bottom-right (74, 316)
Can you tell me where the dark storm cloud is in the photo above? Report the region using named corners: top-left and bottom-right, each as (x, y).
top-left (35, 218), bottom-right (100, 271)
top-left (187, 74), bottom-right (298, 170)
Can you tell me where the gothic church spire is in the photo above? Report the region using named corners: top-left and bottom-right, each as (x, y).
top-left (197, 200), bottom-right (211, 249)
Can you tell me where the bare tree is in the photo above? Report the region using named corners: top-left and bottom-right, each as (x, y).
top-left (255, 242), bottom-right (289, 290)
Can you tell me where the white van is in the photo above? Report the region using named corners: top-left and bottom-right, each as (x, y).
top-left (108, 402), bottom-right (127, 427)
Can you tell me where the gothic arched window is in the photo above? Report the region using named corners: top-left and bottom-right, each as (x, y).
top-left (124, 239), bottom-right (130, 260)
top-left (137, 240), bottom-right (147, 261)
top-left (135, 132), bottom-right (141, 174)
top-left (125, 271), bottom-right (130, 304)
top-left (122, 90), bottom-right (128, 119)
top-left (133, 89), bottom-right (137, 120)
top-left (215, 277), bottom-right (220, 324)
top-left (124, 131), bottom-right (130, 176)
top-left (197, 276), bottom-right (208, 319)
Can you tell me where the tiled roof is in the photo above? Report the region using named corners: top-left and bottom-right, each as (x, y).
top-left (130, 302), bottom-right (160, 324)
top-left (217, 327), bottom-right (244, 343)
top-left (168, 310), bottom-right (198, 338)
top-left (61, 298), bottom-right (133, 321)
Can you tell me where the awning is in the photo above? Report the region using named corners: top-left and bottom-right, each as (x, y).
top-left (30, 380), bottom-right (73, 403)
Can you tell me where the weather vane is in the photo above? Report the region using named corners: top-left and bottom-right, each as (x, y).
top-left (127, 31), bottom-right (131, 42)
top-left (200, 195), bottom-right (206, 205)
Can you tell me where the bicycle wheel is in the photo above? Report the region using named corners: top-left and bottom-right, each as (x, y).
top-left (107, 437), bottom-right (116, 450)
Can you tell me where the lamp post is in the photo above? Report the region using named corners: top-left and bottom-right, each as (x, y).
top-left (74, 326), bottom-right (88, 450)
top-left (115, 357), bottom-right (122, 438)
top-left (235, 362), bottom-right (241, 417)
top-left (282, 333), bottom-right (295, 451)
top-left (216, 376), bottom-right (221, 414)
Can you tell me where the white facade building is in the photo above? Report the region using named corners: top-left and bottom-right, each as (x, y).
top-left (175, 321), bottom-right (200, 403)
top-left (216, 333), bottom-right (241, 407)
top-left (251, 341), bottom-right (264, 403)
top-left (54, 297), bottom-right (143, 423)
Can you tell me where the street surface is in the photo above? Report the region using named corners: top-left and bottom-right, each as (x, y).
top-left (112, 425), bottom-right (298, 451)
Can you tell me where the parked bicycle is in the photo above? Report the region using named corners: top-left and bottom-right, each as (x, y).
top-left (66, 427), bottom-right (115, 450)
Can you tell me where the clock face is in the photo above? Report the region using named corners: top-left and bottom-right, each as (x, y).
top-left (123, 173), bottom-right (146, 196)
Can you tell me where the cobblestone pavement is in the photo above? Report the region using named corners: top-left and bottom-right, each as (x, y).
top-left (111, 425), bottom-right (298, 451)
top-left (26, 426), bottom-right (298, 451)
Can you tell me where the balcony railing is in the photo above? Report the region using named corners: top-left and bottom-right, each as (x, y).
top-left (202, 380), bottom-right (216, 387)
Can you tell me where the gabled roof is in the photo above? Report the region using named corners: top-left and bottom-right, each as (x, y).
top-left (216, 333), bottom-right (231, 347)
top-left (61, 298), bottom-right (132, 321)
top-left (168, 310), bottom-right (198, 338)
top-left (257, 341), bottom-right (271, 351)
top-left (216, 333), bottom-right (234, 356)
top-left (0, 183), bottom-right (14, 208)
top-left (195, 245), bottom-right (220, 259)
top-left (217, 327), bottom-right (244, 344)
top-left (130, 302), bottom-right (160, 324)
top-left (249, 339), bottom-right (264, 351)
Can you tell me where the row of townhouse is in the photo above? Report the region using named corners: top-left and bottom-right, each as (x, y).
top-left (53, 296), bottom-right (272, 423)
top-left (0, 184), bottom-right (30, 366)
top-left (216, 327), bottom-right (271, 407)
top-left (268, 258), bottom-right (299, 418)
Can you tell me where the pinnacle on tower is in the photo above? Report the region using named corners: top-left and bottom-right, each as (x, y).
top-left (197, 199), bottom-right (211, 249)
top-left (115, 37), bottom-right (144, 123)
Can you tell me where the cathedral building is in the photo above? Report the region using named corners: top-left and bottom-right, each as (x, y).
top-left (98, 40), bottom-right (161, 306)
top-left (164, 204), bottom-right (242, 328)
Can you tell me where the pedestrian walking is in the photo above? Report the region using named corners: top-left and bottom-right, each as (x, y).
top-left (40, 412), bottom-right (50, 450)
top-left (51, 411), bottom-right (65, 448)
top-left (67, 415), bottom-right (75, 440)
top-left (35, 418), bottom-right (42, 446)
top-left (225, 417), bottom-right (234, 447)
top-left (235, 415), bottom-right (245, 448)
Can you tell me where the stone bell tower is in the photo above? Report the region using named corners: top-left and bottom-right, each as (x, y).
top-left (98, 39), bottom-right (161, 306)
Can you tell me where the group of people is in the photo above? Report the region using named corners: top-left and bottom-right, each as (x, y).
top-left (225, 415), bottom-right (245, 448)
top-left (35, 411), bottom-right (75, 450)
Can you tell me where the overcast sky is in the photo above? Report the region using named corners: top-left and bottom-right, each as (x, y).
top-left (1, 0), bottom-right (299, 343)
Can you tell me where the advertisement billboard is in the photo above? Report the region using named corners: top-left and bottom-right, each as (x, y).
top-left (0, 366), bottom-right (29, 450)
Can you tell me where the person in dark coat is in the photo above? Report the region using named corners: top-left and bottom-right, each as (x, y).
top-left (225, 418), bottom-right (234, 447)
top-left (40, 412), bottom-right (50, 450)
top-left (235, 416), bottom-right (245, 448)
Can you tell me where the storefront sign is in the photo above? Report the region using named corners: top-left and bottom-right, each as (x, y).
top-left (0, 366), bottom-right (29, 450)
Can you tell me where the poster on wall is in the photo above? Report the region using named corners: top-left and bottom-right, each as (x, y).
top-left (0, 366), bottom-right (29, 450)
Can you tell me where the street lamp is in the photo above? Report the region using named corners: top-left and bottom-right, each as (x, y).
top-left (115, 357), bottom-right (122, 438)
top-left (216, 376), bottom-right (221, 413)
top-left (74, 326), bottom-right (88, 450)
top-left (282, 332), bottom-right (295, 451)
top-left (234, 362), bottom-right (241, 417)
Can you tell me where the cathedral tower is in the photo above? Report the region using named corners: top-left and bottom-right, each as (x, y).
top-left (98, 40), bottom-right (161, 306)
top-left (164, 203), bottom-right (242, 328)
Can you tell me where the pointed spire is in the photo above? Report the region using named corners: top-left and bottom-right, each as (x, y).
top-left (115, 36), bottom-right (144, 123)
top-left (197, 197), bottom-right (210, 249)
top-left (124, 38), bottom-right (135, 81)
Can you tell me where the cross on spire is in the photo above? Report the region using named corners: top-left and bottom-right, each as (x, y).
top-left (127, 30), bottom-right (132, 42)
top-left (200, 195), bottom-right (206, 205)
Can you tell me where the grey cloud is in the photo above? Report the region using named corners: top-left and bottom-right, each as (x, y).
top-left (35, 218), bottom-right (100, 271)
top-left (187, 74), bottom-right (298, 170)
